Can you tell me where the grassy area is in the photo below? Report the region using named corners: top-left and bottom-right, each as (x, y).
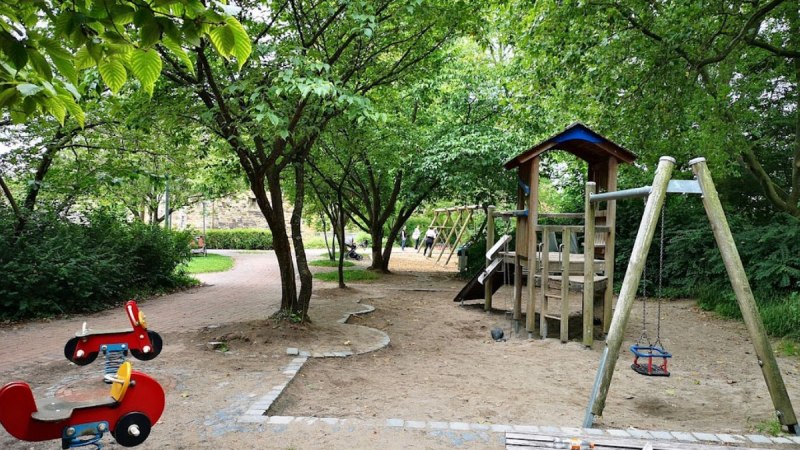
top-left (313, 269), bottom-right (380, 282)
top-left (309, 259), bottom-right (355, 267)
top-left (183, 253), bottom-right (234, 274)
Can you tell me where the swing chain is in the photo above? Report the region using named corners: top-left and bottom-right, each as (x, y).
top-left (654, 204), bottom-right (666, 349)
top-left (638, 259), bottom-right (650, 346)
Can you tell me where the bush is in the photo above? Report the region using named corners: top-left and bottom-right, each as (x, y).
top-left (205, 228), bottom-right (273, 250)
top-left (0, 209), bottom-right (192, 321)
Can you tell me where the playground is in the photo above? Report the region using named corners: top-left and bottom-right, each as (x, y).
top-left (1, 249), bottom-right (799, 449)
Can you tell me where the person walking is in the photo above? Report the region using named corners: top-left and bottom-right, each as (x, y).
top-left (400, 226), bottom-right (407, 251)
top-left (412, 226), bottom-right (421, 250)
top-left (424, 227), bottom-right (436, 257)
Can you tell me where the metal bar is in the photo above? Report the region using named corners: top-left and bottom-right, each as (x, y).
top-left (667, 179), bottom-right (702, 195)
top-left (584, 156), bottom-right (676, 427)
top-left (484, 206), bottom-right (496, 312)
top-left (589, 186), bottom-right (651, 203)
top-left (691, 157), bottom-right (798, 434)
top-left (494, 209), bottom-right (527, 217)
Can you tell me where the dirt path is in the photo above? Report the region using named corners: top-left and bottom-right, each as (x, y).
top-left (1, 249), bottom-right (799, 449)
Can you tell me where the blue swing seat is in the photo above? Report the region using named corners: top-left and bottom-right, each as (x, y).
top-left (630, 344), bottom-right (672, 377)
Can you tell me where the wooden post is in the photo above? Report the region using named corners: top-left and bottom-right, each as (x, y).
top-left (430, 210), bottom-right (452, 257)
top-left (525, 158), bottom-right (540, 335)
top-left (603, 158), bottom-right (618, 333)
top-left (437, 208), bottom-right (462, 262)
top-left (691, 157), bottom-right (798, 433)
top-left (583, 156), bottom-right (675, 427)
top-left (560, 227), bottom-right (571, 343)
top-left (583, 182), bottom-right (597, 347)
top-left (484, 205), bottom-right (496, 312)
top-left (539, 228), bottom-right (550, 338)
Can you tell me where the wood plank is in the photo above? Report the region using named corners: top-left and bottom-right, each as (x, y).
top-left (505, 433), bottom-right (771, 450)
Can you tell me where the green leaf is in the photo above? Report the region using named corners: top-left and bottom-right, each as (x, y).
top-left (41, 40), bottom-right (78, 85)
top-left (98, 57), bottom-right (128, 93)
top-left (27, 49), bottom-right (52, 80)
top-left (44, 96), bottom-right (66, 125)
top-left (162, 36), bottom-right (194, 75)
top-left (111, 5), bottom-right (135, 24)
top-left (0, 87), bottom-right (18, 108)
top-left (225, 17), bottom-right (251, 69)
top-left (130, 48), bottom-right (162, 95)
top-left (140, 20), bottom-right (162, 47)
top-left (16, 83), bottom-right (43, 97)
top-left (74, 47), bottom-right (95, 70)
top-left (208, 22), bottom-right (236, 58)
top-left (58, 93), bottom-right (84, 127)
top-left (0, 35), bottom-right (28, 70)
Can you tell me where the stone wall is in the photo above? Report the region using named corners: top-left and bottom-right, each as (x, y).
top-left (171, 192), bottom-right (285, 231)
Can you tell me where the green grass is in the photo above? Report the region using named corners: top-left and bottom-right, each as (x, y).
top-left (313, 269), bottom-right (380, 282)
top-left (183, 253), bottom-right (234, 274)
top-left (752, 418), bottom-right (783, 436)
top-left (309, 259), bottom-right (354, 267)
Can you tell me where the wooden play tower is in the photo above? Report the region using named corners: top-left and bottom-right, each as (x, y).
top-left (483, 123), bottom-right (636, 345)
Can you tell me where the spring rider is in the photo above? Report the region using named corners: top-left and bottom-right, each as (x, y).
top-left (0, 361), bottom-right (165, 448)
top-left (64, 301), bottom-right (162, 380)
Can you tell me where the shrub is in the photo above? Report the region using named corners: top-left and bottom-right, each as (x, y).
top-left (0, 209), bottom-right (192, 320)
top-left (204, 228), bottom-right (273, 250)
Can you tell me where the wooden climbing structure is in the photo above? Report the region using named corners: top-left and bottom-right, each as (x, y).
top-left (419, 205), bottom-right (481, 266)
top-left (481, 122), bottom-right (637, 346)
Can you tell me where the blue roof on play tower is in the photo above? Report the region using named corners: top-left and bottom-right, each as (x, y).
top-left (504, 122), bottom-right (637, 170)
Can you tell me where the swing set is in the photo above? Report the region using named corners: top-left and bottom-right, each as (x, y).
top-left (583, 156), bottom-right (799, 436)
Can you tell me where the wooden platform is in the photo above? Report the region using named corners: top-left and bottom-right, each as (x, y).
top-left (506, 433), bottom-right (771, 450)
top-left (501, 251), bottom-right (605, 275)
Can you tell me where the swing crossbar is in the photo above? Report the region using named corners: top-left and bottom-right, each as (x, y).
top-left (630, 344), bottom-right (671, 377)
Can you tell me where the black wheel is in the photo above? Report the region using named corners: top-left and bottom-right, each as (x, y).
top-left (113, 412), bottom-right (151, 447)
top-left (130, 331), bottom-right (162, 361)
top-left (64, 337), bottom-right (97, 365)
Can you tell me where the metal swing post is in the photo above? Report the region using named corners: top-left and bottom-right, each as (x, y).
top-left (691, 157), bottom-right (798, 435)
top-left (583, 156), bottom-right (676, 428)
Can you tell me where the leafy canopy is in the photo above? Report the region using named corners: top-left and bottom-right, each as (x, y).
top-left (0, 0), bottom-right (251, 126)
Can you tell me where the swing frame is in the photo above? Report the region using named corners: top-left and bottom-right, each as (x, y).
top-left (582, 157), bottom-right (799, 435)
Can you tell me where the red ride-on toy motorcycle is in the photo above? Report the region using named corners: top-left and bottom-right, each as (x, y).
top-left (0, 361), bottom-right (165, 448)
top-left (64, 301), bottom-right (163, 367)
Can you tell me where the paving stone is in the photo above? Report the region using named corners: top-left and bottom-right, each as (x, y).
top-left (237, 415), bottom-right (267, 424)
top-left (648, 431), bottom-right (674, 440)
top-left (429, 421), bottom-right (449, 430)
top-left (541, 426), bottom-right (560, 433)
top-left (320, 418), bottom-right (339, 425)
top-left (286, 347), bottom-right (299, 355)
top-left (386, 419), bottom-right (404, 427)
top-left (292, 356), bottom-right (307, 364)
top-left (470, 423), bottom-right (491, 431)
top-left (405, 420), bottom-right (426, 429)
top-left (771, 437), bottom-right (793, 444)
top-left (490, 424), bottom-right (514, 433)
top-left (717, 434), bottom-right (744, 443)
top-left (450, 422), bottom-right (470, 431)
top-left (745, 434), bottom-right (773, 444)
top-left (299, 351), bottom-right (311, 357)
top-left (582, 428), bottom-right (605, 436)
top-left (292, 417), bottom-right (317, 425)
top-left (788, 436), bottom-right (800, 444)
top-left (607, 429), bottom-right (630, 438)
top-left (560, 427), bottom-right (582, 435)
top-left (267, 416), bottom-right (294, 425)
top-left (688, 433), bottom-right (715, 443)
top-left (249, 402), bottom-right (270, 411)
top-left (671, 432), bottom-right (697, 442)
top-left (514, 425), bottom-right (539, 433)
top-left (627, 429), bottom-right (652, 439)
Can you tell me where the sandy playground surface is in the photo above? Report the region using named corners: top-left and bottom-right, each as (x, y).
top-left (1, 250), bottom-right (799, 449)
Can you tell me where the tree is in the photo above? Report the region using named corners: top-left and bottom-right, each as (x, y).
top-left (516, 0), bottom-right (800, 217)
top-left (160, 0), bottom-right (478, 320)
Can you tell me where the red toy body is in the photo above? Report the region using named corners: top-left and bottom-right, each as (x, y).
top-left (64, 301), bottom-right (162, 365)
top-left (0, 364), bottom-right (165, 447)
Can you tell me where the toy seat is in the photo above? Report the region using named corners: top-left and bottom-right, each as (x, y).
top-left (31, 362), bottom-right (132, 422)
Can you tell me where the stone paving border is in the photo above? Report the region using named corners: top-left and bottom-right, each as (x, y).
top-left (238, 301), bottom-right (799, 447)
top-left (241, 302), bottom-right (390, 420)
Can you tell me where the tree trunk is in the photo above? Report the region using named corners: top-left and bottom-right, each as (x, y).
top-left (291, 163), bottom-right (313, 320)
